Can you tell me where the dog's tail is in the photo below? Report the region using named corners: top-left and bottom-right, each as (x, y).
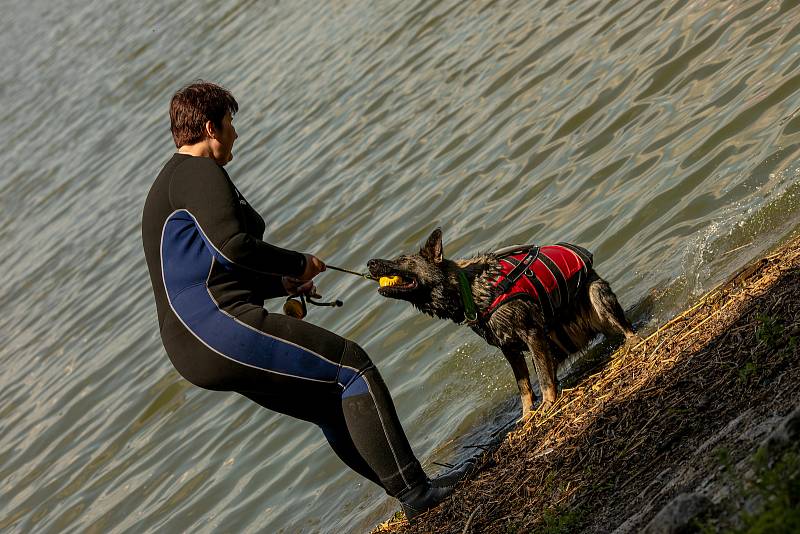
top-left (587, 275), bottom-right (636, 338)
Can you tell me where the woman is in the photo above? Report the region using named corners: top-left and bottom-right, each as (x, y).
top-left (141, 81), bottom-right (471, 519)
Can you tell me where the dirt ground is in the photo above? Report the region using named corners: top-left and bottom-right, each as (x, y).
top-left (374, 230), bottom-right (800, 534)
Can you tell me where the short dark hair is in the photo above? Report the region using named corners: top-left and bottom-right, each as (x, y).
top-left (169, 81), bottom-right (239, 148)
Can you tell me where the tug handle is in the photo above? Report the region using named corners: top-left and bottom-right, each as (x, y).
top-left (283, 294), bottom-right (344, 320)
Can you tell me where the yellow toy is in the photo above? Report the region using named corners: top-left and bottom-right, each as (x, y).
top-left (379, 276), bottom-right (402, 287)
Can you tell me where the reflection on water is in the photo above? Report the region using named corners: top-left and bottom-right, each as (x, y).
top-left (3, 0), bottom-right (800, 531)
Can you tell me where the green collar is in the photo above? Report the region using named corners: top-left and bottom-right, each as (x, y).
top-left (458, 270), bottom-right (478, 325)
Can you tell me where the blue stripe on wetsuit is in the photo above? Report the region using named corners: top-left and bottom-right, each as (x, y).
top-left (160, 210), bottom-right (359, 387)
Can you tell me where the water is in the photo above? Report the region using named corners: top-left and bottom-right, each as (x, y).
top-left (3, 0), bottom-right (800, 531)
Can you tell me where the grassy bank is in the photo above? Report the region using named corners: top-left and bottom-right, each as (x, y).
top-left (375, 230), bottom-right (800, 534)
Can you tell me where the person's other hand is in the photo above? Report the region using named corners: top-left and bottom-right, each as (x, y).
top-left (300, 254), bottom-right (326, 280)
top-left (282, 277), bottom-right (321, 298)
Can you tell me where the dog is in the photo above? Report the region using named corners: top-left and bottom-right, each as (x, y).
top-left (367, 228), bottom-right (639, 418)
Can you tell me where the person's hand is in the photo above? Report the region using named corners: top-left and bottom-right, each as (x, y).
top-left (282, 277), bottom-right (321, 298)
top-left (299, 253), bottom-right (326, 280)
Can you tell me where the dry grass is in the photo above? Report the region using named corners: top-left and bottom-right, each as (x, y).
top-left (374, 231), bottom-right (800, 534)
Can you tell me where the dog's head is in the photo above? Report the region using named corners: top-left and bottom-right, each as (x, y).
top-left (367, 228), bottom-right (450, 310)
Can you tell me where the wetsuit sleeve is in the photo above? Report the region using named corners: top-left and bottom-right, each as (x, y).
top-left (169, 157), bottom-right (306, 278)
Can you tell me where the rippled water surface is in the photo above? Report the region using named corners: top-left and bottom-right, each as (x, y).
top-left (4, 0), bottom-right (800, 531)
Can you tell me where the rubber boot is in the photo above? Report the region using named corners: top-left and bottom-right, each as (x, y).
top-left (398, 458), bottom-right (477, 519)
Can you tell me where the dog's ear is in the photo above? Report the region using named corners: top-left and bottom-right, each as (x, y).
top-left (420, 228), bottom-right (443, 263)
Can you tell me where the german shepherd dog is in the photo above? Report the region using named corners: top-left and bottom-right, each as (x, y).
top-left (367, 228), bottom-right (639, 418)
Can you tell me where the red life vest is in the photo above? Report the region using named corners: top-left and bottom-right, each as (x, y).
top-left (483, 243), bottom-right (592, 324)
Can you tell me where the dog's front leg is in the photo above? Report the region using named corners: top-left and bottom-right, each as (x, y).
top-left (523, 333), bottom-right (558, 409)
top-left (501, 348), bottom-right (536, 418)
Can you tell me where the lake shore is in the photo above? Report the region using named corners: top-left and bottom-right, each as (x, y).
top-left (375, 228), bottom-right (800, 533)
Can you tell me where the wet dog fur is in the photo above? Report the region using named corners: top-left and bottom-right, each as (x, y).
top-left (367, 228), bottom-right (639, 418)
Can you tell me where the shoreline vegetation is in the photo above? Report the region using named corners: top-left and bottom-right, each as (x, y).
top-left (375, 229), bottom-right (800, 534)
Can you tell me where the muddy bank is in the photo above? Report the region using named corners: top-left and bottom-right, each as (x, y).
top-left (375, 230), bottom-right (800, 534)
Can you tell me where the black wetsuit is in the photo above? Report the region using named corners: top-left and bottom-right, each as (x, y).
top-left (141, 154), bottom-right (426, 496)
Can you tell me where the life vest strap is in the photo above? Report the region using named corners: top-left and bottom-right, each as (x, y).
top-left (493, 243), bottom-right (537, 257)
top-left (497, 247), bottom-right (539, 293)
top-left (537, 252), bottom-right (569, 310)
